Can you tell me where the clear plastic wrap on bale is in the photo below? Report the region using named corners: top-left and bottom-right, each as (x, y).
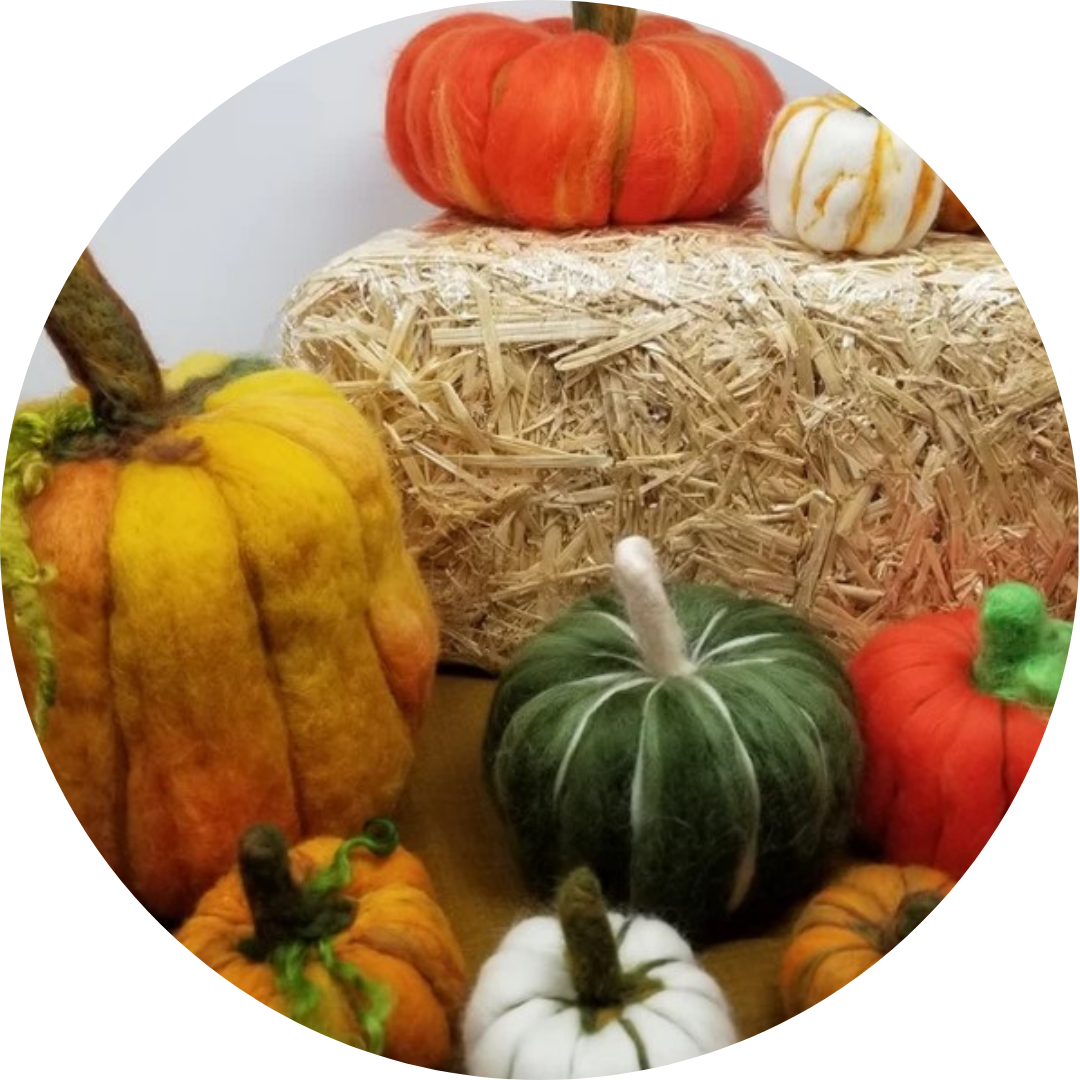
top-left (282, 211), bottom-right (1078, 671)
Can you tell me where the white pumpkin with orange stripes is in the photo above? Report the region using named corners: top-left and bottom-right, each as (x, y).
top-left (763, 94), bottom-right (942, 255)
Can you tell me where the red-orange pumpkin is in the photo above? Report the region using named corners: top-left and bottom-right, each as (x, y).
top-left (849, 583), bottom-right (1070, 879)
top-left (385, 3), bottom-right (784, 229)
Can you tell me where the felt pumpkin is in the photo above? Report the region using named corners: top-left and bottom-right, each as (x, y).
top-left (778, 863), bottom-right (954, 1016)
top-left (176, 819), bottom-right (467, 1067)
top-left (464, 866), bottom-right (738, 1077)
top-left (2, 252), bottom-right (439, 923)
top-left (849, 583), bottom-right (1070, 879)
top-left (763, 94), bottom-right (943, 255)
top-left (386, 3), bottom-right (784, 229)
top-left (936, 183), bottom-right (980, 233)
top-left (483, 536), bottom-right (860, 944)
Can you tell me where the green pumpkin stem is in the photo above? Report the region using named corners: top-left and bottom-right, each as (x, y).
top-left (892, 892), bottom-right (941, 944)
top-left (557, 867), bottom-right (626, 1007)
top-left (44, 250), bottom-right (165, 434)
top-left (571, 3), bottom-right (637, 44)
top-left (972, 582), bottom-right (1072, 709)
top-left (613, 536), bottom-right (694, 678)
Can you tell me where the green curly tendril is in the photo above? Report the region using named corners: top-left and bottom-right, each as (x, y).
top-left (1, 398), bottom-right (97, 736)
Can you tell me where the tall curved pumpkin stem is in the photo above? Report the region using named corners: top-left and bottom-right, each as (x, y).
top-left (45, 250), bottom-right (164, 433)
top-left (572, 3), bottom-right (637, 44)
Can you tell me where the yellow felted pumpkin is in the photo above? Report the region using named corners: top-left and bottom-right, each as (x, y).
top-left (2, 252), bottom-right (439, 923)
top-left (778, 863), bottom-right (955, 1016)
top-left (763, 94), bottom-right (943, 255)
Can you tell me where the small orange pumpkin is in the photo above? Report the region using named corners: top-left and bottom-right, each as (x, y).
top-left (778, 864), bottom-right (954, 1016)
top-left (936, 184), bottom-right (980, 233)
top-left (176, 820), bottom-right (467, 1068)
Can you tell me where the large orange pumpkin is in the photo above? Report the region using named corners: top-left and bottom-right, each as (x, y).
top-left (176, 820), bottom-right (467, 1067)
top-left (386, 3), bottom-right (784, 229)
top-left (779, 863), bottom-right (954, 1016)
top-left (849, 583), bottom-right (1070, 879)
top-left (2, 253), bottom-right (439, 923)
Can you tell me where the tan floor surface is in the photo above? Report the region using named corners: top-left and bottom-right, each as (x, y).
top-left (395, 674), bottom-right (798, 1063)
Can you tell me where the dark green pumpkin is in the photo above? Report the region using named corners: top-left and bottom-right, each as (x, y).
top-left (483, 539), bottom-right (861, 944)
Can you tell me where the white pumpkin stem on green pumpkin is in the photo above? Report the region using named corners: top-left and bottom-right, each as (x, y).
top-left (613, 536), bottom-right (694, 678)
top-left (972, 582), bottom-right (1072, 709)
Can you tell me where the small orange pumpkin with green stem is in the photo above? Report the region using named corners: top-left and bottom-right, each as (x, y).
top-left (176, 819), bottom-right (467, 1067)
top-left (778, 863), bottom-right (954, 1016)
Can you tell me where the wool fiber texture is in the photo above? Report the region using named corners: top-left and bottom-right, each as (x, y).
top-left (385, 12), bottom-right (783, 228)
top-left (4, 357), bottom-right (440, 922)
top-left (485, 581), bottom-right (860, 944)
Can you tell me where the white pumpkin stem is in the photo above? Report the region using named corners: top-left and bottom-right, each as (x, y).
top-left (612, 536), bottom-right (694, 678)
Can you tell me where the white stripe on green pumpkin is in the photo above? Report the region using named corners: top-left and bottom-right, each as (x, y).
top-left (484, 536), bottom-right (859, 943)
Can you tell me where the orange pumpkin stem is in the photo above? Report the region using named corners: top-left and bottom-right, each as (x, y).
top-left (44, 250), bottom-right (165, 434)
top-left (237, 823), bottom-right (355, 962)
top-left (571, 3), bottom-right (637, 44)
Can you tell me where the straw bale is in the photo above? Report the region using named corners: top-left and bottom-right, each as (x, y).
top-left (282, 210), bottom-right (1077, 671)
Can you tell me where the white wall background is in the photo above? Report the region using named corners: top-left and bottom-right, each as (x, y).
top-left (22, 2), bottom-right (834, 400)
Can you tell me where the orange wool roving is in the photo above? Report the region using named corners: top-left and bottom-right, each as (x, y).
top-left (385, 3), bottom-right (784, 229)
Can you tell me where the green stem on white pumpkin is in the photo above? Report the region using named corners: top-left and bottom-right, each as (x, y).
top-left (613, 536), bottom-right (694, 678)
top-left (972, 582), bottom-right (1072, 709)
top-left (45, 250), bottom-right (165, 434)
top-left (557, 867), bottom-right (626, 1007)
top-left (571, 3), bottom-right (637, 44)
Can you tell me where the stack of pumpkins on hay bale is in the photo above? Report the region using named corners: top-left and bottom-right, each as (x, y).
top-left (3, 4), bottom-right (1076, 1076)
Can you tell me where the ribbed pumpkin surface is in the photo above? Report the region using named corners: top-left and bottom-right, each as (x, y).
top-left (386, 11), bottom-right (783, 229)
top-left (5, 355), bottom-right (439, 923)
top-left (849, 605), bottom-right (1052, 878)
top-left (779, 863), bottom-right (954, 1015)
top-left (177, 829), bottom-right (467, 1067)
top-left (484, 582), bottom-right (860, 944)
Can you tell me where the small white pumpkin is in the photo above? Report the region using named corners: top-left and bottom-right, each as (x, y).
top-left (463, 868), bottom-right (739, 1078)
top-left (763, 93), bottom-right (943, 255)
